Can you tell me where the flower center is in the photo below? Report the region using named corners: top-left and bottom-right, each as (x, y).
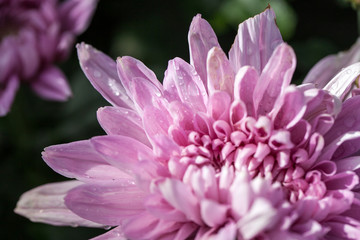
top-left (177, 113), bottom-right (326, 203)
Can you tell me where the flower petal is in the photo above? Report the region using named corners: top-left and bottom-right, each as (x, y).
top-left (207, 47), bottom-right (235, 96)
top-left (158, 178), bottom-right (202, 225)
top-left (237, 198), bottom-right (278, 239)
top-left (304, 38), bottom-right (360, 89)
top-left (77, 43), bottom-right (135, 109)
top-left (188, 14), bottom-right (220, 87)
top-left (143, 105), bottom-right (172, 143)
top-left (0, 38), bottom-right (17, 83)
top-left (325, 95), bottom-right (360, 144)
top-left (122, 212), bottom-right (180, 240)
top-left (90, 135), bottom-right (154, 174)
top-left (65, 183), bottom-right (146, 226)
top-left (97, 106), bottom-right (150, 146)
top-left (323, 62), bottom-right (360, 101)
top-left (271, 85), bottom-right (306, 129)
top-left (321, 131), bottom-right (360, 161)
top-left (200, 199), bottom-right (228, 227)
top-left (116, 56), bottom-right (163, 98)
top-left (254, 43), bottom-right (296, 116)
top-left (15, 181), bottom-right (102, 227)
top-left (163, 57), bottom-right (207, 112)
top-left (17, 30), bottom-right (40, 78)
top-left (229, 7), bottom-right (283, 74)
top-left (31, 66), bottom-right (72, 101)
top-left (59, 0), bottom-right (98, 34)
top-left (234, 66), bottom-right (258, 117)
top-left (42, 140), bottom-right (131, 184)
top-left (0, 75), bottom-right (19, 116)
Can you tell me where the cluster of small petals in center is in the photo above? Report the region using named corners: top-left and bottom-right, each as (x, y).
top-left (172, 91), bottom-right (330, 203)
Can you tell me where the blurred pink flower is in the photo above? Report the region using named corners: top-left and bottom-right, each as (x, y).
top-left (0, 0), bottom-right (97, 116)
top-left (15, 7), bottom-right (360, 239)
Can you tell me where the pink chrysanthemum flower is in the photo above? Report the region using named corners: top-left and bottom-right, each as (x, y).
top-left (16, 8), bottom-right (360, 239)
top-left (0, 0), bottom-right (97, 116)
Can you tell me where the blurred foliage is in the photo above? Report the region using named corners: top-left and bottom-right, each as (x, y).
top-left (0, 0), bottom-right (358, 239)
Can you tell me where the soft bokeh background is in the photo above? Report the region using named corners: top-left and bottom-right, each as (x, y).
top-left (0, 0), bottom-right (357, 239)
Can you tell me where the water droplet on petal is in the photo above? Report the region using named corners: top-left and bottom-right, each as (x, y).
top-left (94, 70), bottom-right (101, 78)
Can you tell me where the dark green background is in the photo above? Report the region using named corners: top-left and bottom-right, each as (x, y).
top-left (0, 0), bottom-right (357, 239)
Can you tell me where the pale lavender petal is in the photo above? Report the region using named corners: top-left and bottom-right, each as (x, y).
top-left (42, 140), bottom-right (132, 184)
top-left (325, 95), bottom-right (360, 144)
top-left (38, 22), bottom-right (60, 62)
top-left (117, 56), bottom-right (163, 97)
top-left (325, 216), bottom-right (360, 239)
top-left (123, 212), bottom-right (180, 240)
top-left (271, 85), bottom-right (306, 129)
top-left (143, 105), bottom-right (172, 143)
top-left (0, 75), bottom-right (19, 116)
top-left (16, 30), bottom-right (40, 79)
top-left (97, 106), bottom-right (150, 146)
top-left (308, 114), bottom-right (334, 136)
top-left (173, 223), bottom-right (198, 240)
top-left (129, 77), bottom-right (165, 112)
top-left (254, 43), bottom-right (296, 116)
top-left (303, 88), bottom-right (341, 122)
top-left (77, 43), bottom-right (135, 109)
top-left (230, 172), bottom-right (253, 219)
top-left (208, 91), bottom-right (231, 121)
top-left (59, 0), bottom-right (98, 34)
top-left (237, 198), bottom-right (278, 239)
top-left (65, 183), bottom-right (146, 226)
top-left (336, 156), bottom-right (360, 173)
top-left (188, 14), bottom-right (220, 87)
top-left (15, 181), bottom-right (102, 227)
top-left (290, 220), bottom-right (325, 239)
top-left (321, 131), bottom-right (360, 161)
top-left (229, 7), bottom-right (283, 73)
top-left (31, 66), bottom-right (72, 101)
top-left (234, 66), bottom-right (258, 117)
top-left (325, 172), bottom-right (358, 190)
top-left (145, 194), bottom-right (187, 222)
top-left (168, 101), bottom-right (195, 131)
top-left (158, 178), bottom-right (202, 225)
top-left (0, 38), bottom-right (17, 83)
top-left (208, 221), bottom-right (237, 240)
top-left (304, 38), bottom-right (360, 88)
top-left (163, 57), bottom-right (208, 112)
top-left (90, 135), bottom-right (154, 174)
top-left (207, 47), bottom-right (235, 96)
top-left (323, 62), bottom-right (360, 101)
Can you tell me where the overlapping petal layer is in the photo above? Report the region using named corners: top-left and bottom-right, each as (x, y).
top-left (16, 7), bottom-right (360, 240)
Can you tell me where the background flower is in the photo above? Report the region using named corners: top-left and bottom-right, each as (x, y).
top-left (0, 0), bottom-right (97, 116)
top-left (1, 0), bottom-right (359, 239)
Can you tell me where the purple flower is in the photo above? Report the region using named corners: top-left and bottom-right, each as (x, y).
top-left (0, 0), bottom-right (97, 116)
top-left (15, 7), bottom-right (360, 239)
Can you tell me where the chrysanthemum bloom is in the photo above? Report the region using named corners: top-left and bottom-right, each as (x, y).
top-left (16, 7), bottom-right (360, 239)
top-left (0, 0), bottom-right (97, 116)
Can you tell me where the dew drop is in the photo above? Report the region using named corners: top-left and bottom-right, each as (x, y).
top-left (104, 225), bottom-right (112, 230)
top-left (94, 70), bottom-right (101, 78)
